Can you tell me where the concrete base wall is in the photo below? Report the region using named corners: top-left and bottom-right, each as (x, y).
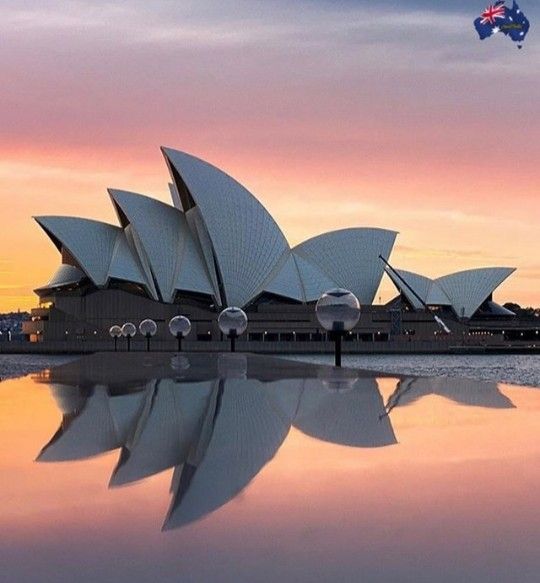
top-left (2, 339), bottom-right (538, 355)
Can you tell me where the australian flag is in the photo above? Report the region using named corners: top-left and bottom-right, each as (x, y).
top-left (474, 1), bottom-right (530, 48)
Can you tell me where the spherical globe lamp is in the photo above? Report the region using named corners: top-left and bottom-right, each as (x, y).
top-left (109, 325), bottom-right (122, 352)
top-left (121, 322), bottom-right (137, 337)
top-left (121, 322), bottom-right (137, 352)
top-left (218, 307), bottom-right (248, 352)
top-left (139, 319), bottom-right (157, 352)
top-left (168, 316), bottom-right (192, 352)
top-left (315, 288), bottom-right (361, 367)
top-left (315, 288), bottom-right (361, 332)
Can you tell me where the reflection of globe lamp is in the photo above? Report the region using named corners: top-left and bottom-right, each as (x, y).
top-left (109, 325), bottom-right (122, 352)
top-left (139, 319), bottom-right (157, 352)
top-left (218, 307), bottom-right (248, 353)
top-left (168, 316), bottom-right (191, 352)
top-left (315, 288), bottom-right (361, 367)
top-left (317, 367), bottom-right (359, 392)
top-left (121, 322), bottom-right (137, 352)
top-left (217, 353), bottom-right (248, 379)
top-left (170, 354), bottom-right (190, 372)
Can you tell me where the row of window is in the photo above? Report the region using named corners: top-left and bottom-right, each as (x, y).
top-left (244, 332), bottom-right (390, 342)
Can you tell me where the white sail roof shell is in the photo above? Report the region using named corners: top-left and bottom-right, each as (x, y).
top-left (107, 229), bottom-right (149, 287)
top-left (385, 268), bottom-right (451, 310)
top-left (174, 218), bottom-right (216, 298)
top-left (387, 266), bottom-right (516, 318)
top-left (437, 267), bottom-right (515, 319)
top-left (262, 252), bottom-right (339, 303)
top-left (162, 148), bottom-right (290, 307)
top-left (109, 189), bottom-right (214, 303)
top-left (261, 253), bottom-right (305, 302)
top-left (293, 253), bottom-right (340, 302)
top-left (293, 228), bottom-right (397, 304)
top-left (37, 264), bottom-right (86, 290)
top-left (35, 216), bottom-right (151, 292)
top-left (385, 268), bottom-right (430, 310)
top-left (35, 217), bottom-right (119, 287)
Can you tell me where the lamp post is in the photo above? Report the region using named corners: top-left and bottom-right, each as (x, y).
top-left (168, 315), bottom-right (191, 352)
top-left (109, 325), bottom-right (122, 352)
top-left (139, 319), bottom-right (157, 352)
top-left (315, 288), bottom-right (361, 367)
top-left (121, 322), bottom-right (136, 352)
top-left (218, 307), bottom-right (248, 352)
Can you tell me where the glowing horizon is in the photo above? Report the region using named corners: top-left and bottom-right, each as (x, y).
top-left (0, 1), bottom-right (538, 311)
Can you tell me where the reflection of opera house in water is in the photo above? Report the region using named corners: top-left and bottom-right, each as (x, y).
top-left (36, 354), bottom-right (515, 530)
top-left (22, 147), bottom-right (532, 349)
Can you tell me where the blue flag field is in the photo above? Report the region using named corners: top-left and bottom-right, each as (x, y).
top-left (474, 1), bottom-right (530, 48)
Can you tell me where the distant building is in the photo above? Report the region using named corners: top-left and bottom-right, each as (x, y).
top-left (0, 311), bottom-right (29, 341)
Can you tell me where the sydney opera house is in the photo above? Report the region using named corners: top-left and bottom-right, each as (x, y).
top-left (23, 147), bottom-right (526, 348)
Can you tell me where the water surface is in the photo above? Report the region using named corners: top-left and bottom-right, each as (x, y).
top-left (1, 353), bottom-right (539, 582)
top-left (287, 353), bottom-right (540, 388)
top-left (0, 354), bottom-right (77, 381)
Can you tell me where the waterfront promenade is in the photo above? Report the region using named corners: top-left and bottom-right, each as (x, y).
top-left (1, 338), bottom-right (538, 355)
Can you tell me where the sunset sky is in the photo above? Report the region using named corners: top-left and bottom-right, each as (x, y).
top-left (0, 0), bottom-right (538, 312)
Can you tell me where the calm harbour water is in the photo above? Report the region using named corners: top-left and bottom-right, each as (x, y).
top-left (287, 353), bottom-right (540, 388)
top-left (1, 352), bottom-right (540, 582)
top-left (1, 353), bottom-right (539, 387)
top-left (0, 354), bottom-right (76, 381)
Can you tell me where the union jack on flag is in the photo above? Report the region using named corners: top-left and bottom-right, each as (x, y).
top-left (474, 1), bottom-right (530, 48)
top-left (480, 3), bottom-right (506, 25)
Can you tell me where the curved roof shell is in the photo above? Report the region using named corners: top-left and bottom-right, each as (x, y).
top-left (387, 266), bottom-right (515, 319)
top-left (35, 217), bottom-right (122, 288)
top-left (293, 228), bottom-right (397, 304)
top-left (109, 189), bottom-right (214, 303)
top-left (261, 252), bottom-right (339, 303)
top-left (107, 229), bottom-right (149, 288)
top-left (483, 301), bottom-right (516, 317)
top-left (36, 264), bottom-right (86, 291)
top-left (35, 216), bottom-right (151, 293)
top-left (385, 268), bottom-right (451, 310)
top-left (261, 253), bottom-right (305, 302)
top-left (293, 253), bottom-right (340, 302)
top-left (162, 148), bottom-right (290, 307)
top-left (437, 267), bottom-right (515, 319)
